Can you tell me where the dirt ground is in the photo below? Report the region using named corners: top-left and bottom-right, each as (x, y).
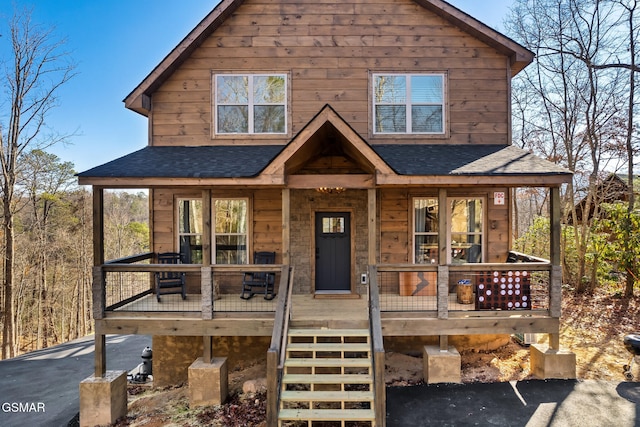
top-left (114, 288), bottom-right (640, 427)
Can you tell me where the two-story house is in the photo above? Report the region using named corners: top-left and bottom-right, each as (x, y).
top-left (77, 1), bottom-right (575, 426)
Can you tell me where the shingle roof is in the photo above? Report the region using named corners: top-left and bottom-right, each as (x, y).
top-left (77, 144), bottom-right (570, 180)
top-left (372, 144), bottom-right (570, 176)
top-left (76, 146), bottom-right (285, 179)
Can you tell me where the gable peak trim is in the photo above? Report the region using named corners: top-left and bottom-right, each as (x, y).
top-left (261, 104), bottom-right (395, 177)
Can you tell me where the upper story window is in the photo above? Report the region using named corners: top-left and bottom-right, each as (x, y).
top-left (214, 74), bottom-right (287, 134)
top-left (373, 73), bottom-right (445, 134)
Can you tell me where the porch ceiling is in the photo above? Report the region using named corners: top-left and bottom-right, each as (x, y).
top-left (76, 143), bottom-right (571, 187)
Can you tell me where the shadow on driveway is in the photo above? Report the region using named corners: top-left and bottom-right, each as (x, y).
top-left (387, 379), bottom-right (640, 427)
top-left (0, 334), bottom-right (150, 427)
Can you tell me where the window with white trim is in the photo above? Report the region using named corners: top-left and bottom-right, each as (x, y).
top-left (214, 74), bottom-right (287, 134)
top-left (449, 198), bottom-right (483, 264)
top-left (373, 73), bottom-right (445, 134)
top-left (213, 199), bottom-right (248, 264)
top-left (412, 197), bottom-right (484, 264)
top-left (414, 198), bottom-right (439, 264)
top-left (177, 199), bottom-right (203, 264)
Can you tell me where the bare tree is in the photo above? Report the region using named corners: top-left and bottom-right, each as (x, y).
top-left (20, 150), bottom-right (75, 349)
top-left (506, 0), bottom-right (638, 293)
top-left (0, 9), bottom-right (75, 358)
top-left (616, 0), bottom-right (639, 297)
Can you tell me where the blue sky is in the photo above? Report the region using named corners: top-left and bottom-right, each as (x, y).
top-left (1, 0), bottom-right (514, 173)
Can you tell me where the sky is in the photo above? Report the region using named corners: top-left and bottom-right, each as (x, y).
top-left (0, 0), bottom-right (515, 174)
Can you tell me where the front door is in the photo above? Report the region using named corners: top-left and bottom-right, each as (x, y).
top-left (315, 212), bottom-right (351, 292)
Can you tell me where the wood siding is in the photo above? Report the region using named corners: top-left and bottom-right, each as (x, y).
top-left (150, 0), bottom-right (509, 147)
top-left (151, 188), bottom-right (283, 262)
top-left (379, 188), bottom-right (510, 265)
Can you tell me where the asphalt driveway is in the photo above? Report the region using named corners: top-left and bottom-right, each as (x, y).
top-left (0, 334), bottom-right (150, 427)
top-left (0, 334), bottom-right (638, 426)
top-left (387, 379), bottom-right (640, 426)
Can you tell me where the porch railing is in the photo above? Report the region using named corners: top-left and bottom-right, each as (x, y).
top-left (373, 251), bottom-right (556, 317)
top-left (93, 253), bottom-right (288, 319)
top-left (368, 265), bottom-right (386, 427)
top-left (266, 266), bottom-right (295, 426)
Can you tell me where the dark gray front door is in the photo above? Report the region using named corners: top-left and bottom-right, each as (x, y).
top-left (315, 212), bottom-right (351, 292)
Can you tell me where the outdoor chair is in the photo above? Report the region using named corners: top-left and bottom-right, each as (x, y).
top-left (241, 251), bottom-right (276, 300)
top-left (155, 252), bottom-right (186, 302)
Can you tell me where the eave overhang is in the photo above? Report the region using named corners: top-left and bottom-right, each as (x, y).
top-left (415, 0), bottom-right (534, 75)
top-left (77, 143), bottom-right (572, 189)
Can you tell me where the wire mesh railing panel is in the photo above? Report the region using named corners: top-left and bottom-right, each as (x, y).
top-left (377, 270), bottom-right (438, 312)
top-left (451, 269), bottom-right (550, 312)
top-left (375, 264), bottom-right (551, 313)
top-left (105, 271), bottom-right (201, 312)
top-left (105, 271), bottom-right (151, 309)
top-left (211, 271), bottom-right (279, 313)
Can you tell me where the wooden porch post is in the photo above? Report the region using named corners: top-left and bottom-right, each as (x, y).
top-left (202, 190), bottom-right (212, 267)
top-left (438, 189), bottom-right (449, 350)
top-left (202, 190), bottom-right (213, 362)
top-left (282, 189), bottom-right (290, 265)
top-left (549, 186), bottom-right (562, 350)
top-left (93, 187), bottom-right (105, 266)
top-left (92, 187), bottom-right (106, 377)
top-left (437, 189), bottom-right (448, 320)
top-left (368, 189), bottom-right (377, 265)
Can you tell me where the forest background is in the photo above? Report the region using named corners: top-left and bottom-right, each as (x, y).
top-left (0, 0), bottom-right (639, 359)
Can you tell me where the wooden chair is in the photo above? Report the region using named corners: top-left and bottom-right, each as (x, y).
top-left (155, 252), bottom-right (186, 302)
top-left (241, 251), bottom-right (276, 300)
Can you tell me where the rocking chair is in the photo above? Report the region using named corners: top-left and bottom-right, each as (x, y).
top-left (155, 252), bottom-right (186, 302)
top-left (241, 251), bottom-right (276, 300)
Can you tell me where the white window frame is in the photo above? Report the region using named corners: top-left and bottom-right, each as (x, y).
top-left (213, 73), bottom-right (288, 135)
top-left (372, 73), bottom-right (446, 135)
top-left (412, 197), bottom-right (439, 264)
top-left (212, 198), bottom-right (249, 265)
top-left (176, 198), bottom-right (203, 264)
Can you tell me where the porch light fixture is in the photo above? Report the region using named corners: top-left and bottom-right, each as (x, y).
top-left (316, 187), bottom-right (346, 194)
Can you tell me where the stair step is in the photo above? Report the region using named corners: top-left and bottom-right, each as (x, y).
top-left (288, 328), bottom-right (370, 337)
top-left (282, 373), bottom-right (373, 385)
top-left (285, 357), bottom-right (371, 368)
top-left (280, 390), bottom-right (374, 402)
top-left (286, 342), bottom-right (371, 352)
top-left (279, 408), bottom-right (376, 422)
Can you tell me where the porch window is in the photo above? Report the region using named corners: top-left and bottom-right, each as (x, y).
top-left (373, 73), bottom-right (445, 134)
top-left (414, 198), bottom-right (439, 264)
top-left (214, 74), bottom-right (287, 134)
top-left (449, 198), bottom-right (483, 264)
top-left (178, 199), bottom-right (203, 264)
top-left (214, 199), bottom-right (248, 264)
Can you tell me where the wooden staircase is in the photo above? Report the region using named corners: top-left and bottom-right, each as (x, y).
top-left (278, 327), bottom-right (376, 426)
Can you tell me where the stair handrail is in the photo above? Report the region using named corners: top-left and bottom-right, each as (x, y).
top-left (368, 264), bottom-right (386, 427)
top-left (266, 265), bottom-right (294, 427)
top-left (279, 266), bottom-right (295, 369)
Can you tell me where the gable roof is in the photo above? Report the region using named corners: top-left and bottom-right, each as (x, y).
top-left (124, 0), bottom-right (534, 116)
top-left (261, 105), bottom-right (396, 177)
